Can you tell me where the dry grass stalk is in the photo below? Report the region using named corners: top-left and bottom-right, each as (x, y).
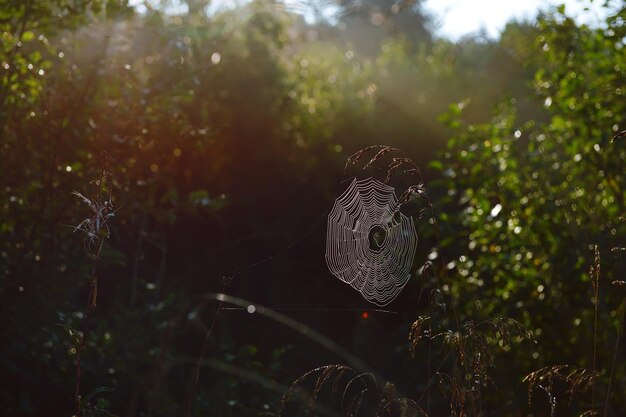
top-left (346, 145), bottom-right (424, 184)
top-left (409, 316), bottom-right (431, 356)
top-left (72, 168), bottom-right (116, 310)
top-left (70, 165), bottom-right (116, 416)
top-left (280, 364), bottom-right (431, 417)
top-left (279, 365), bottom-right (365, 416)
top-left (523, 364), bottom-right (599, 416)
top-left (590, 245), bottom-right (600, 413)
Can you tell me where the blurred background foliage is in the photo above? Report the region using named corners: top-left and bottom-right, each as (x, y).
top-left (0, 0), bottom-right (624, 416)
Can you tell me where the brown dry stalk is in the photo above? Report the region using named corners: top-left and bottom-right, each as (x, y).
top-left (524, 365), bottom-right (598, 407)
top-left (71, 162), bottom-right (115, 415)
top-left (279, 364), bottom-right (431, 417)
top-left (590, 245), bottom-right (600, 413)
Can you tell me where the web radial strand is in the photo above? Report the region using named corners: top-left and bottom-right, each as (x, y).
top-left (325, 178), bottom-right (418, 306)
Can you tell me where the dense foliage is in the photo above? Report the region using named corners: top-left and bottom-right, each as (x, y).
top-left (1, 1), bottom-right (624, 416)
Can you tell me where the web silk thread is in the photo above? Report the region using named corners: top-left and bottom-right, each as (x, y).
top-left (326, 178), bottom-right (418, 306)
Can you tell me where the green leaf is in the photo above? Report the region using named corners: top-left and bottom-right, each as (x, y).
top-left (21, 31), bottom-right (35, 42)
top-left (429, 160), bottom-right (444, 171)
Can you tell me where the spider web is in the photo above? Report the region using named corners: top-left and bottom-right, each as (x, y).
top-left (326, 178), bottom-right (418, 306)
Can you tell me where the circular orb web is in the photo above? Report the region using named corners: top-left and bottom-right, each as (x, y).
top-left (325, 178), bottom-right (418, 306)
